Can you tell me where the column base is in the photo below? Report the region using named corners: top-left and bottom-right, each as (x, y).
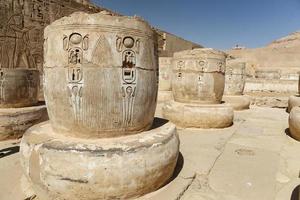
top-left (288, 95), bottom-right (300, 113)
top-left (162, 100), bottom-right (234, 129)
top-left (20, 119), bottom-right (179, 200)
top-left (222, 95), bottom-right (250, 111)
top-left (0, 104), bottom-right (48, 140)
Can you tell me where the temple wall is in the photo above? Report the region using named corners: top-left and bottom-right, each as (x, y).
top-left (156, 30), bottom-right (202, 57)
top-left (0, 0), bottom-right (106, 71)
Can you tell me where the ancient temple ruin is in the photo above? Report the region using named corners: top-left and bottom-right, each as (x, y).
top-left (1, 0), bottom-right (300, 200)
top-left (20, 11), bottom-right (179, 200)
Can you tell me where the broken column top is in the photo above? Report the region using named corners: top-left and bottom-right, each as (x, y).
top-left (45, 11), bottom-right (153, 35)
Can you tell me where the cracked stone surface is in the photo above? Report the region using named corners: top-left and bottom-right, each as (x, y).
top-left (1, 106), bottom-right (300, 200)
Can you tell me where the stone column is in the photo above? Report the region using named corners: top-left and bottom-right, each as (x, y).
top-left (288, 73), bottom-right (300, 141)
top-left (222, 61), bottom-right (250, 110)
top-left (20, 11), bottom-right (179, 200)
top-left (288, 72), bottom-right (300, 113)
top-left (0, 1), bottom-right (48, 140)
top-left (162, 48), bottom-right (234, 128)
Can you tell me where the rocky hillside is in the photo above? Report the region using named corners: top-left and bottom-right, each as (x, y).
top-left (268, 31), bottom-right (300, 48)
top-left (227, 31), bottom-right (300, 79)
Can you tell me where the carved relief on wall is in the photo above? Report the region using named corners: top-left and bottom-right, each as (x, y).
top-left (117, 36), bottom-right (139, 126)
top-left (0, 0), bottom-right (101, 71)
top-left (63, 32), bottom-right (88, 122)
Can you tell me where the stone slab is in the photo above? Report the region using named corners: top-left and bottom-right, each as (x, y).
top-left (209, 143), bottom-right (279, 200)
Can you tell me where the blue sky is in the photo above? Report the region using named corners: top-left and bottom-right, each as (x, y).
top-left (92, 0), bottom-right (300, 50)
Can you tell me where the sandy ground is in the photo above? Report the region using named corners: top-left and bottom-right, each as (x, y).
top-left (1, 106), bottom-right (300, 200)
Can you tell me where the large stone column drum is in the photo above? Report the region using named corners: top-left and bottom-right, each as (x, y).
top-left (163, 48), bottom-right (234, 128)
top-left (288, 73), bottom-right (300, 141)
top-left (43, 12), bottom-right (158, 138)
top-left (20, 12), bottom-right (179, 200)
top-left (288, 72), bottom-right (300, 113)
top-left (172, 49), bottom-right (225, 104)
top-left (0, 69), bottom-right (39, 108)
top-left (223, 61), bottom-right (250, 110)
top-left (289, 107), bottom-right (300, 141)
top-left (0, 69), bottom-right (48, 140)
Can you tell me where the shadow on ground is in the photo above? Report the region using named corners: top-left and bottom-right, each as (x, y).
top-left (165, 152), bottom-right (184, 186)
top-left (291, 185), bottom-right (300, 200)
top-left (0, 146), bottom-right (20, 159)
top-left (285, 128), bottom-right (300, 142)
top-left (151, 118), bottom-right (169, 130)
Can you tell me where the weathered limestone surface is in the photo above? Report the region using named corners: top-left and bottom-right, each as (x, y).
top-left (287, 73), bottom-right (300, 112)
top-left (0, 0), bottom-right (201, 101)
top-left (20, 11), bottom-right (179, 200)
top-left (0, 71), bottom-right (48, 141)
top-left (44, 12), bottom-right (158, 138)
top-left (224, 61), bottom-right (246, 96)
top-left (156, 30), bottom-right (202, 57)
top-left (21, 120), bottom-right (179, 200)
top-left (289, 107), bottom-right (300, 140)
top-left (0, 69), bottom-right (39, 108)
top-left (244, 75), bottom-right (297, 108)
top-left (163, 48), bottom-right (234, 128)
top-left (245, 79), bottom-right (298, 94)
top-left (288, 95), bottom-right (300, 113)
top-left (0, 0), bottom-right (52, 140)
top-left (0, 0), bottom-right (105, 101)
top-left (172, 48), bottom-right (226, 104)
top-left (159, 57), bottom-right (172, 91)
top-left (180, 107), bottom-right (295, 200)
top-left (163, 101), bottom-right (233, 128)
top-left (222, 95), bottom-right (250, 111)
top-left (3, 107), bottom-right (300, 200)
top-left (223, 61), bottom-right (250, 110)
top-left (227, 31), bottom-right (300, 79)
top-left (158, 57), bottom-right (173, 103)
top-left (0, 105), bottom-right (48, 140)
top-left (255, 69), bottom-right (281, 79)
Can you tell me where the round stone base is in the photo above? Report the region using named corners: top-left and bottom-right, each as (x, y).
top-left (20, 119), bottom-right (179, 200)
top-left (162, 100), bottom-right (234, 128)
top-left (157, 90), bottom-right (173, 102)
top-left (287, 95), bottom-right (300, 113)
top-left (289, 107), bottom-right (300, 141)
top-left (222, 95), bottom-right (250, 111)
top-left (0, 104), bottom-right (48, 140)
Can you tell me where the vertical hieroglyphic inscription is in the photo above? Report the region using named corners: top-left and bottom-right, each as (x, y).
top-left (64, 33), bottom-right (88, 122)
top-left (117, 36), bottom-right (140, 126)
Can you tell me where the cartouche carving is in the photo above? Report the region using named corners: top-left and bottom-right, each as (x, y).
top-left (119, 36), bottom-right (138, 126)
top-left (63, 32), bottom-right (88, 122)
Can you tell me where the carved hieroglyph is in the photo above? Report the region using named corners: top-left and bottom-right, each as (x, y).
top-left (172, 48), bottom-right (227, 104)
top-left (44, 12), bottom-right (158, 138)
top-left (224, 62), bottom-right (246, 95)
top-left (0, 0), bottom-right (101, 69)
